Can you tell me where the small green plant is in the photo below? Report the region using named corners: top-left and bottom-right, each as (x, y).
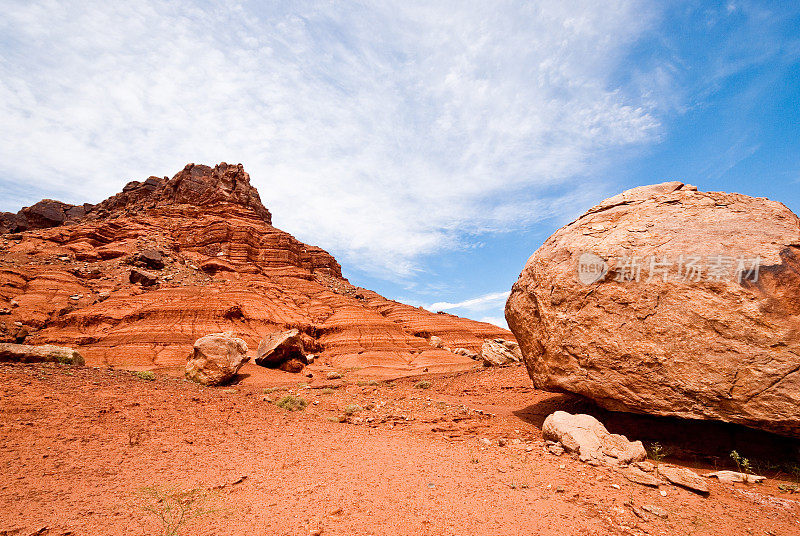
top-left (134, 486), bottom-right (214, 536)
top-left (343, 404), bottom-right (362, 416)
top-left (275, 395), bottom-right (308, 411)
top-left (414, 380), bottom-right (431, 389)
top-left (647, 442), bottom-right (665, 476)
top-left (135, 371), bottom-right (156, 381)
top-left (357, 379), bottom-right (380, 387)
top-left (730, 450), bottom-right (753, 483)
top-left (262, 386), bottom-right (285, 394)
top-left (790, 464), bottom-right (800, 483)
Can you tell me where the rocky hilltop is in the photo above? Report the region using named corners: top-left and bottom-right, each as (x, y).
top-left (506, 181), bottom-right (800, 437)
top-left (0, 163), bottom-right (510, 377)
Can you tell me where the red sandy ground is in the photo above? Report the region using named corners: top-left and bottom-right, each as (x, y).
top-left (1, 363), bottom-right (798, 536)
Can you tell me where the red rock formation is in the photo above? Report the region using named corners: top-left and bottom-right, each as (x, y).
top-left (0, 163), bottom-right (510, 378)
top-left (506, 181), bottom-right (800, 437)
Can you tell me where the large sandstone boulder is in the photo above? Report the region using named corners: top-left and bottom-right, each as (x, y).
top-left (506, 182), bottom-right (800, 437)
top-left (542, 411), bottom-right (646, 465)
top-left (185, 332), bottom-right (249, 386)
top-left (255, 329), bottom-right (308, 371)
top-left (0, 343), bottom-right (84, 365)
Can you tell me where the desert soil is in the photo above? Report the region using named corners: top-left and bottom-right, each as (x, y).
top-left (1, 362), bottom-right (799, 536)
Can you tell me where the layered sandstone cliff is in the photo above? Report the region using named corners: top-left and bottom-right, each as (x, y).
top-left (0, 163), bottom-right (510, 377)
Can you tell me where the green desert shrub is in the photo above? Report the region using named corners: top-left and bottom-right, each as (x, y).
top-left (414, 380), bottom-right (431, 389)
top-left (135, 371), bottom-right (156, 381)
top-left (275, 395), bottom-right (308, 411)
top-left (134, 486), bottom-right (214, 536)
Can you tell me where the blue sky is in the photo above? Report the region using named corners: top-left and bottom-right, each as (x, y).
top-left (1, 1), bottom-right (798, 327)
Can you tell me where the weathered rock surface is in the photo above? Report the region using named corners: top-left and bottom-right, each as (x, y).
top-left (541, 411), bottom-right (646, 465)
top-left (0, 163), bottom-right (511, 377)
top-left (480, 338), bottom-right (522, 366)
top-left (0, 342), bottom-right (84, 365)
top-left (704, 470), bottom-right (766, 484)
top-left (129, 268), bottom-right (159, 287)
top-left (255, 329), bottom-right (306, 370)
top-left (0, 199), bottom-right (94, 234)
top-left (185, 332), bottom-right (249, 386)
top-left (134, 249), bottom-right (164, 270)
top-left (622, 466), bottom-right (660, 487)
top-left (506, 181), bottom-right (800, 437)
top-left (659, 465), bottom-right (709, 495)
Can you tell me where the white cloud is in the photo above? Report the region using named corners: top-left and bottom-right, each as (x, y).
top-left (429, 291), bottom-right (510, 313)
top-left (0, 0), bottom-right (662, 277)
top-left (479, 316), bottom-right (510, 330)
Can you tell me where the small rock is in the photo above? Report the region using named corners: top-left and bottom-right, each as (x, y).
top-left (542, 411), bottom-right (646, 466)
top-left (547, 443), bottom-right (565, 456)
top-left (480, 338), bottom-right (522, 366)
top-left (129, 268), bottom-right (159, 287)
top-left (479, 438), bottom-right (492, 446)
top-left (498, 438), bottom-right (507, 447)
top-left (0, 342), bottom-right (84, 365)
top-left (326, 371), bottom-right (342, 380)
top-left (629, 505), bottom-right (647, 520)
top-left (659, 465), bottom-right (710, 495)
top-left (555, 486), bottom-right (565, 493)
top-left (704, 470), bottom-right (765, 484)
top-left (659, 490), bottom-right (667, 497)
top-left (622, 466), bottom-right (660, 487)
top-left (135, 248), bottom-right (165, 269)
top-left (611, 483), bottom-right (621, 490)
top-left (634, 460), bottom-right (655, 473)
top-left (14, 326), bottom-right (28, 343)
top-left (642, 505), bottom-right (668, 519)
top-left (428, 335), bottom-right (445, 348)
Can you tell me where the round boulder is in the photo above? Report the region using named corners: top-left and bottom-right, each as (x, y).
top-left (185, 331), bottom-right (249, 386)
top-left (506, 182), bottom-right (800, 437)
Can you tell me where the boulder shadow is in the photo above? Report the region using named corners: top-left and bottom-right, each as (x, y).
top-left (227, 372), bottom-right (252, 385)
top-left (515, 393), bottom-right (800, 467)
